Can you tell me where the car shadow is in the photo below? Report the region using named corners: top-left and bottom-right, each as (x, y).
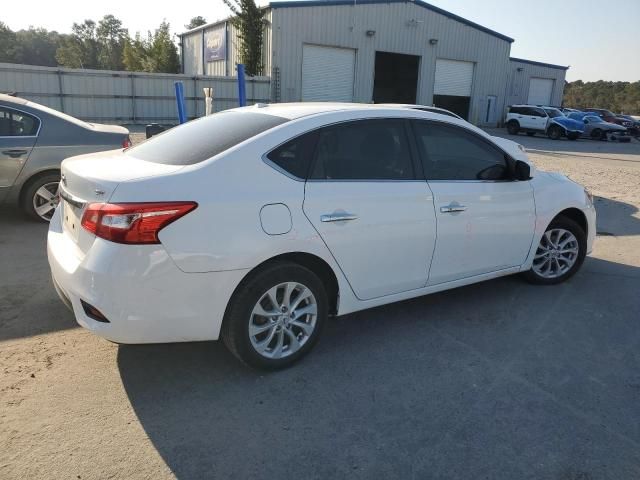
top-left (117, 255), bottom-right (640, 479)
top-left (594, 195), bottom-right (640, 237)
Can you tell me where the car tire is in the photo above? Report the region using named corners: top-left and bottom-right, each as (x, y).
top-left (590, 128), bottom-right (603, 140)
top-left (21, 172), bottom-right (61, 222)
top-left (506, 121), bottom-right (520, 135)
top-left (522, 215), bottom-right (587, 285)
top-left (567, 132), bottom-right (579, 141)
top-left (547, 125), bottom-right (562, 140)
top-left (222, 261), bottom-right (328, 370)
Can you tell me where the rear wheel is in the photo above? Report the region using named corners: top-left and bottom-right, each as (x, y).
top-left (522, 216), bottom-right (586, 285)
top-left (21, 172), bottom-right (60, 222)
top-left (547, 125), bottom-right (562, 140)
top-left (222, 262), bottom-right (328, 370)
top-left (507, 121), bottom-right (520, 135)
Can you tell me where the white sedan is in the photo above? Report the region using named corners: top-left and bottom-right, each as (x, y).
top-left (48, 103), bottom-right (596, 369)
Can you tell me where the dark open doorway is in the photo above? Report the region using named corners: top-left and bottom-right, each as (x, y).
top-left (433, 95), bottom-right (471, 120)
top-left (372, 52), bottom-right (420, 104)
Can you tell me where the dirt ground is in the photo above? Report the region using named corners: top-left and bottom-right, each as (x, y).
top-left (1, 132), bottom-right (639, 479)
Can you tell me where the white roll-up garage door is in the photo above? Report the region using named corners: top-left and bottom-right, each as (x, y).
top-left (434, 59), bottom-right (474, 96)
top-left (527, 78), bottom-right (554, 105)
top-left (301, 45), bottom-right (355, 102)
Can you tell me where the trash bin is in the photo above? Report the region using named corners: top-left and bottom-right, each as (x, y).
top-left (145, 123), bottom-right (165, 139)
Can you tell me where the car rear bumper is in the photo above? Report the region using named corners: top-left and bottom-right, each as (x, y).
top-left (47, 206), bottom-right (248, 344)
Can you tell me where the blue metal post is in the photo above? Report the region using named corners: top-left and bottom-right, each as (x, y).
top-left (174, 81), bottom-right (187, 124)
top-left (237, 64), bottom-right (247, 107)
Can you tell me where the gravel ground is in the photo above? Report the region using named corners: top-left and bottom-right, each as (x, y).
top-left (1, 132), bottom-right (639, 479)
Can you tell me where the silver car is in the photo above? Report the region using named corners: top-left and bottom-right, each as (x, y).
top-left (0, 94), bottom-right (130, 221)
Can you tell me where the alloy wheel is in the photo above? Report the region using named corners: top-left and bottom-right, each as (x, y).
top-left (249, 282), bottom-right (317, 359)
top-left (32, 181), bottom-right (60, 221)
top-left (532, 228), bottom-right (579, 279)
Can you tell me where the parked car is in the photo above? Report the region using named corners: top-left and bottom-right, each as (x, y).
top-left (541, 107), bottom-right (584, 140)
top-left (583, 108), bottom-right (636, 130)
top-left (560, 107), bottom-right (581, 115)
top-left (0, 94), bottom-right (131, 221)
top-left (48, 103), bottom-right (595, 369)
top-left (567, 112), bottom-right (630, 141)
top-left (505, 105), bottom-right (583, 140)
top-left (617, 115), bottom-right (640, 137)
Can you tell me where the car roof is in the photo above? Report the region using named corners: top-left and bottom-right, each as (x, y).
top-left (232, 102), bottom-right (461, 122)
top-left (0, 93), bottom-right (29, 105)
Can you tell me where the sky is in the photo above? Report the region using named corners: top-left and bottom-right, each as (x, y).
top-left (3, 0), bottom-right (640, 82)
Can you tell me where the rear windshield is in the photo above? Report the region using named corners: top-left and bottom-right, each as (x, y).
top-left (126, 110), bottom-right (289, 165)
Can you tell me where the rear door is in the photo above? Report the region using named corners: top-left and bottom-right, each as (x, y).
top-left (302, 119), bottom-right (437, 300)
top-left (0, 106), bottom-right (39, 195)
top-left (411, 120), bottom-right (535, 285)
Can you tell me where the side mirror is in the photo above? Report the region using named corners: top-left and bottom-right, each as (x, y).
top-left (515, 160), bottom-right (531, 180)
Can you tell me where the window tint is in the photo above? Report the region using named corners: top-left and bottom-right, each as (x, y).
top-left (309, 120), bottom-right (414, 180)
top-left (266, 131), bottom-right (317, 179)
top-left (413, 121), bottom-right (509, 181)
top-left (0, 107), bottom-right (39, 136)
top-left (126, 111), bottom-right (289, 165)
top-left (509, 106), bottom-right (523, 115)
top-left (533, 107), bottom-right (547, 117)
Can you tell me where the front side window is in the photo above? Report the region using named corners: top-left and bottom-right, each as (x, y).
top-left (0, 107), bottom-right (39, 136)
top-left (532, 107), bottom-right (547, 117)
top-left (413, 121), bottom-right (509, 181)
top-left (509, 106), bottom-right (523, 115)
top-left (309, 119), bottom-right (414, 180)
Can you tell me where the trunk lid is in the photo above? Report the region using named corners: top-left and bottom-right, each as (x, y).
top-left (58, 150), bottom-right (185, 250)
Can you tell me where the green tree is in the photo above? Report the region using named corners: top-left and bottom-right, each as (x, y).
top-left (222, 0), bottom-right (265, 76)
top-left (185, 16), bottom-right (207, 30)
top-left (142, 21), bottom-right (180, 73)
top-left (122, 34), bottom-right (146, 71)
top-left (56, 20), bottom-right (99, 68)
top-left (563, 80), bottom-right (640, 114)
top-left (0, 22), bottom-right (19, 63)
top-left (96, 15), bottom-right (128, 70)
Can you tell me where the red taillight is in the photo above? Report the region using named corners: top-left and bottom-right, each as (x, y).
top-left (122, 136), bottom-right (132, 148)
top-left (81, 202), bottom-right (197, 244)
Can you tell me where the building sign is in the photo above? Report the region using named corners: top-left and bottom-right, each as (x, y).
top-left (205, 26), bottom-right (226, 62)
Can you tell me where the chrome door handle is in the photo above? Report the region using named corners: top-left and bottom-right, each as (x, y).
top-left (440, 205), bottom-right (467, 213)
top-left (320, 212), bottom-right (358, 222)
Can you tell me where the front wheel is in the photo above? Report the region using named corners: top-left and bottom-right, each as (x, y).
top-left (222, 262), bottom-right (328, 369)
top-left (522, 216), bottom-right (587, 285)
top-left (547, 125), bottom-right (562, 140)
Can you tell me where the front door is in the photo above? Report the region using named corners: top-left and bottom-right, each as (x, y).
top-left (303, 119), bottom-right (436, 300)
top-left (411, 120), bottom-right (535, 285)
top-left (0, 107), bottom-right (39, 199)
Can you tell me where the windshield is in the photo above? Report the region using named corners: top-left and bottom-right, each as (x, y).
top-left (126, 110), bottom-right (289, 165)
top-left (544, 108), bottom-right (563, 118)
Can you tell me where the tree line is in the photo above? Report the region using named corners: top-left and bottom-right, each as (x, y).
top-left (563, 80), bottom-right (640, 115)
top-left (0, 15), bottom-right (208, 73)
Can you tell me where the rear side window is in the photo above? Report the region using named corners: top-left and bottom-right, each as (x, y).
top-left (0, 107), bottom-right (40, 136)
top-left (509, 106), bottom-right (523, 115)
top-left (309, 119), bottom-right (414, 180)
top-left (126, 111), bottom-right (289, 165)
top-left (266, 131), bottom-right (318, 179)
top-left (413, 121), bottom-right (509, 181)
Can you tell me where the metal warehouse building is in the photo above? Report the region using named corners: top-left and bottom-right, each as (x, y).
top-left (180, 0), bottom-right (568, 126)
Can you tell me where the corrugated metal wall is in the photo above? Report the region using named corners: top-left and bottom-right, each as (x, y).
top-left (506, 60), bottom-right (567, 110)
top-left (270, 2), bottom-right (512, 125)
top-left (182, 10), bottom-right (272, 78)
top-left (0, 63), bottom-right (271, 124)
